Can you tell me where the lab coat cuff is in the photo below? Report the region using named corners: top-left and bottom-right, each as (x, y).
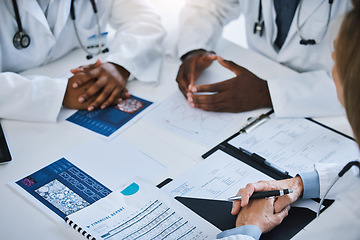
top-left (177, 44), bottom-right (214, 60)
top-left (267, 71), bottom-right (345, 118)
top-left (104, 54), bottom-right (161, 83)
top-left (216, 225), bottom-right (261, 240)
top-left (298, 171), bottom-right (320, 199)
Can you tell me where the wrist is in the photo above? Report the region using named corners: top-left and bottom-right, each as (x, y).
top-left (180, 49), bottom-right (215, 62)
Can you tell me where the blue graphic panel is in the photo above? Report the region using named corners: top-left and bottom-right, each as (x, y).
top-left (16, 158), bottom-right (111, 219)
top-left (66, 95), bottom-right (152, 137)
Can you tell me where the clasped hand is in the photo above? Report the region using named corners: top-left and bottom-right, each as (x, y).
top-left (63, 60), bottom-right (130, 111)
top-left (232, 177), bottom-right (304, 233)
top-left (176, 50), bottom-right (273, 113)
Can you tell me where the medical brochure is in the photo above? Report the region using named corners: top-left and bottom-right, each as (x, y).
top-left (67, 95), bottom-right (152, 137)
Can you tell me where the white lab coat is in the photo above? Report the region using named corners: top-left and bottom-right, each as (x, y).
top-left (178, 0), bottom-right (351, 118)
top-left (217, 162), bottom-right (360, 240)
top-left (0, 0), bottom-right (165, 122)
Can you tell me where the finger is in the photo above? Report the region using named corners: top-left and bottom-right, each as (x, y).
top-left (187, 58), bottom-right (197, 88)
top-left (87, 83), bottom-right (115, 111)
top-left (70, 59), bottom-right (102, 74)
top-left (273, 195), bottom-right (296, 213)
top-left (72, 68), bottom-right (101, 89)
top-left (78, 77), bottom-right (105, 103)
top-left (176, 65), bottom-right (191, 97)
top-left (190, 81), bottom-right (228, 94)
top-left (274, 205), bottom-right (291, 225)
top-left (217, 56), bottom-right (244, 75)
top-left (70, 67), bottom-right (85, 74)
top-left (100, 88), bottom-right (122, 109)
top-left (231, 200), bottom-right (242, 215)
top-left (239, 183), bottom-right (256, 207)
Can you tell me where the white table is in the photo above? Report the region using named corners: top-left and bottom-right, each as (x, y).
top-left (0, 37), bottom-right (353, 240)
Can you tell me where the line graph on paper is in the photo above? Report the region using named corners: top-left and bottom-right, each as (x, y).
top-left (143, 91), bottom-right (251, 146)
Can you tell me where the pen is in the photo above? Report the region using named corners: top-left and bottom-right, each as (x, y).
top-left (227, 189), bottom-right (293, 201)
top-left (239, 109), bottom-right (274, 134)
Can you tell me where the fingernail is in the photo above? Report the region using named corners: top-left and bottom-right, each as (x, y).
top-left (88, 106), bottom-right (94, 111)
top-left (191, 87), bottom-right (197, 92)
top-left (187, 97), bottom-right (193, 103)
top-left (78, 97), bottom-right (85, 103)
top-left (189, 102), bottom-right (195, 108)
top-left (101, 104), bottom-right (106, 109)
top-left (73, 83), bottom-right (78, 88)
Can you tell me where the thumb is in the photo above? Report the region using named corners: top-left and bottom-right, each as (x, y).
top-left (217, 56), bottom-right (243, 75)
top-left (94, 59), bottom-right (102, 67)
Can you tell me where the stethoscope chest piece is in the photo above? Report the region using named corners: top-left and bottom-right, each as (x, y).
top-left (13, 31), bottom-right (31, 49)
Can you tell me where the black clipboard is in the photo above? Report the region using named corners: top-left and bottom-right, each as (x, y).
top-left (157, 110), bottom-right (348, 239)
top-left (175, 197), bottom-right (316, 240)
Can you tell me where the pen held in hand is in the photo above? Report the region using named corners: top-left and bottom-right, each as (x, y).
top-left (227, 189), bottom-right (293, 201)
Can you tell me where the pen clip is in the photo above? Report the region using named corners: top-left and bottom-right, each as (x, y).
top-left (239, 110), bottom-right (273, 134)
top-left (239, 147), bottom-right (290, 177)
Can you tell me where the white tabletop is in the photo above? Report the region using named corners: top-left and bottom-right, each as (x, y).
top-left (0, 1), bottom-right (353, 239)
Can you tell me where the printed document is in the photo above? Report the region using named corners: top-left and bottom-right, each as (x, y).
top-left (228, 118), bottom-right (360, 176)
top-left (162, 150), bottom-right (272, 200)
top-left (66, 178), bottom-right (220, 239)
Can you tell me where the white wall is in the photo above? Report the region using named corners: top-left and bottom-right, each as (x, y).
top-left (151, 0), bottom-right (248, 57)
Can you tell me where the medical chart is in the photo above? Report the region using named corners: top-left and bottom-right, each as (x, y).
top-left (67, 95), bottom-right (152, 137)
top-left (228, 118), bottom-right (360, 177)
top-left (162, 150), bottom-right (272, 200)
top-left (143, 61), bottom-right (266, 147)
top-left (10, 137), bottom-right (166, 224)
top-left (65, 178), bottom-right (220, 240)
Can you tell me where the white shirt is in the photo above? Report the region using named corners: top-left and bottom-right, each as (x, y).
top-left (0, 0), bottom-right (165, 122)
top-left (178, 0), bottom-right (351, 118)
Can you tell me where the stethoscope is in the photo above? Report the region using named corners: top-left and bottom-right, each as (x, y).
top-left (254, 0), bottom-right (334, 45)
top-left (12, 0), bottom-right (108, 59)
top-left (317, 161), bottom-right (360, 217)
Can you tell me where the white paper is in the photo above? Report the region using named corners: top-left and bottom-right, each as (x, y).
top-left (9, 137), bottom-right (167, 225)
top-left (144, 91), bottom-right (259, 147)
top-left (228, 118), bottom-right (360, 177)
top-left (63, 137), bottom-right (167, 191)
top-left (143, 61), bottom-right (265, 147)
top-left (162, 150), bottom-right (272, 200)
top-left (66, 178), bottom-right (221, 239)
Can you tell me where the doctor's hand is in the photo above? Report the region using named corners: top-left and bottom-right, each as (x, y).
top-left (70, 60), bottom-right (131, 111)
top-left (176, 49), bottom-right (217, 97)
top-left (235, 198), bottom-right (290, 233)
top-left (231, 177), bottom-right (304, 216)
top-left (186, 56), bottom-right (273, 113)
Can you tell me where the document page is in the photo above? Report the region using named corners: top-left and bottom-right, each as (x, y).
top-left (228, 118), bottom-right (360, 176)
top-left (66, 178), bottom-right (220, 240)
top-left (162, 150), bottom-right (272, 200)
top-left (143, 61), bottom-right (267, 147)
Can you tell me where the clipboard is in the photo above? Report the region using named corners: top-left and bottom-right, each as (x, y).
top-left (202, 109), bottom-right (355, 180)
top-left (157, 109), bottom-right (353, 239)
top-left (175, 196), bottom-right (316, 240)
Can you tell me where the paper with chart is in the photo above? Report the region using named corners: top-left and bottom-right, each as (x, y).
top-left (162, 150), bottom-right (272, 200)
top-left (66, 178), bottom-right (220, 240)
top-left (228, 118), bottom-right (360, 177)
top-left (67, 95), bottom-right (152, 137)
top-left (9, 137), bottom-right (166, 224)
top-left (143, 61), bottom-right (262, 147)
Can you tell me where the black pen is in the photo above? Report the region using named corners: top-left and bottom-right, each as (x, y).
top-left (227, 189), bottom-right (293, 201)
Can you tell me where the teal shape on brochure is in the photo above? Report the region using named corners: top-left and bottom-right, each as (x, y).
top-left (121, 182), bottom-right (139, 196)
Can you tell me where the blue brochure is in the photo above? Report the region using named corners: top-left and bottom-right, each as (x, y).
top-left (66, 95), bottom-right (152, 137)
top-left (15, 158), bottom-right (111, 220)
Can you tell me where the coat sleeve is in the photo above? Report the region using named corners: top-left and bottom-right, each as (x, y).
top-left (177, 0), bottom-right (241, 58)
top-left (0, 71), bottom-right (67, 122)
top-left (267, 70), bottom-right (345, 118)
top-left (315, 162), bottom-right (360, 199)
top-left (104, 0), bottom-right (166, 83)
